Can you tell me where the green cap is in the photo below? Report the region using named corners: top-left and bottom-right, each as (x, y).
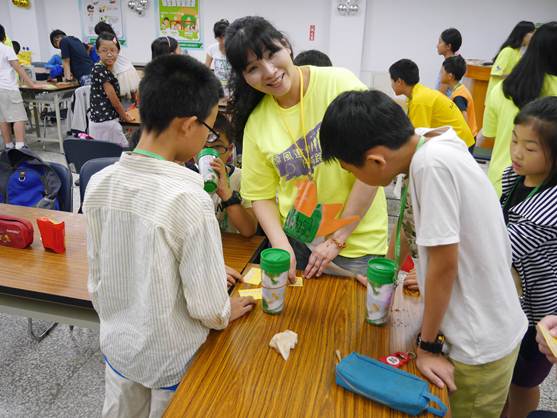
top-left (367, 258), bottom-right (396, 286)
top-left (204, 180), bottom-right (217, 193)
top-left (261, 248), bottom-right (291, 274)
top-left (198, 147), bottom-right (220, 159)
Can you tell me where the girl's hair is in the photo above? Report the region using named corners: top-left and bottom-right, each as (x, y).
top-left (493, 20), bottom-right (535, 62)
top-left (151, 36), bottom-right (179, 60)
top-left (95, 32), bottom-right (120, 51)
top-left (213, 19), bottom-right (230, 39)
top-left (503, 22), bottom-right (557, 109)
top-left (225, 16), bottom-right (290, 144)
top-left (0, 24), bottom-right (6, 43)
top-left (514, 96), bottom-right (557, 187)
top-left (94, 21), bottom-right (115, 36)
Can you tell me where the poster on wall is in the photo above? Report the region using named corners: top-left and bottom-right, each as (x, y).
top-left (80, 0), bottom-right (126, 45)
top-left (157, 0), bottom-right (202, 49)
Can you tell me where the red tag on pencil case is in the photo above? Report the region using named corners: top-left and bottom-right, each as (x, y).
top-left (36, 217), bottom-right (65, 253)
top-left (0, 215), bottom-right (34, 249)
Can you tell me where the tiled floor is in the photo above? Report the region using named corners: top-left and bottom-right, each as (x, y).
top-left (0, 128), bottom-right (556, 417)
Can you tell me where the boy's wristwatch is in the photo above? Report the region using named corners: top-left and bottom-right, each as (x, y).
top-left (221, 191), bottom-right (242, 209)
top-left (416, 333), bottom-right (445, 354)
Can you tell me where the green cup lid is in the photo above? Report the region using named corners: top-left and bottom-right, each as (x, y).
top-left (261, 248), bottom-right (291, 274)
top-left (367, 258), bottom-right (396, 285)
top-left (204, 180), bottom-right (217, 193)
top-left (198, 147), bottom-right (220, 159)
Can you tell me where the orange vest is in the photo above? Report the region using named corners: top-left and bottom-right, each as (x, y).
top-left (451, 84), bottom-right (478, 137)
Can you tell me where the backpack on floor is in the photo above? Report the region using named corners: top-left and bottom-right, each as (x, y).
top-left (0, 148), bottom-right (61, 210)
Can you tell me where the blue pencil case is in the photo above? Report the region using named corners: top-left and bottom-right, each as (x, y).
top-left (336, 352), bottom-right (447, 416)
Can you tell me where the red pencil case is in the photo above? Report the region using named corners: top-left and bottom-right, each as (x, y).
top-left (0, 215), bottom-right (34, 249)
top-left (36, 217), bottom-right (65, 254)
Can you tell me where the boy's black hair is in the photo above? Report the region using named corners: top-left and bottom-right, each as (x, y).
top-left (213, 19), bottom-right (230, 39)
top-left (515, 96), bottom-right (557, 187)
top-left (440, 28), bottom-right (462, 53)
top-left (151, 36), bottom-right (179, 60)
top-left (493, 21), bottom-right (535, 62)
top-left (294, 49), bottom-right (332, 67)
top-left (94, 22), bottom-right (115, 36)
top-left (0, 25), bottom-right (5, 43)
top-left (139, 54), bottom-right (221, 135)
top-left (389, 59), bottom-right (420, 85)
top-left (12, 41), bottom-right (21, 55)
top-left (49, 29), bottom-right (66, 48)
top-left (320, 90), bottom-right (415, 166)
top-left (214, 112), bottom-right (233, 144)
top-left (442, 55), bottom-right (467, 81)
top-left (503, 22), bottom-right (557, 109)
top-left (95, 32), bottom-right (120, 51)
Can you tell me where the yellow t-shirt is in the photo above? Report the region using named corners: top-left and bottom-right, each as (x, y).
top-left (486, 47), bottom-right (522, 101)
top-left (408, 83), bottom-right (475, 147)
top-left (241, 66), bottom-right (388, 257)
top-left (484, 74), bottom-right (557, 196)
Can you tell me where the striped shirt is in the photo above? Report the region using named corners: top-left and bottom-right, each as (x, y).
top-left (83, 153), bottom-right (231, 388)
top-left (502, 167), bottom-right (557, 326)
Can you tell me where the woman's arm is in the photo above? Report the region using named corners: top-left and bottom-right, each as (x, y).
top-left (205, 54), bottom-right (213, 68)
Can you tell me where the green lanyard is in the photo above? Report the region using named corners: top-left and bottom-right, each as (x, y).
top-left (394, 136), bottom-right (426, 272)
top-left (132, 149), bottom-right (166, 161)
top-left (502, 177), bottom-right (542, 209)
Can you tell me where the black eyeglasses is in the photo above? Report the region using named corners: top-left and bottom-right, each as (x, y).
top-left (198, 119), bottom-right (220, 143)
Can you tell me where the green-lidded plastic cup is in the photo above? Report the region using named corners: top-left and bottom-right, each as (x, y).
top-left (261, 248), bottom-right (291, 274)
top-left (366, 258), bottom-right (396, 325)
top-left (367, 258), bottom-right (396, 285)
top-left (197, 148), bottom-right (220, 193)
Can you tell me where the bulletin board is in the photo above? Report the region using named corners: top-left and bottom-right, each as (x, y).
top-left (80, 0), bottom-right (126, 45)
top-left (156, 0), bottom-right (202, 49)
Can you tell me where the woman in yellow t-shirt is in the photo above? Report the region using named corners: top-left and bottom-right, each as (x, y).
top-left (486, 21), bottom-right (535, 100)
top-left (225, 16), bottom-right (388, 282)
top-left (484, 21), bottom-right (557, 196)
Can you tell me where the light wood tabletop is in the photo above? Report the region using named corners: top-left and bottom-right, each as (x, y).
top-left (19, 81), bottom-right (79, 93)
top-left (0, 204), bottom-right (265, 306)
top-left (164, 264), bottom-right (450, 418)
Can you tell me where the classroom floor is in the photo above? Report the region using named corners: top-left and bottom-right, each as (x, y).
top-left (0, 126), bottom-right (556, 417)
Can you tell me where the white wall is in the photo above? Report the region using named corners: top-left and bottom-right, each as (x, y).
top-left (362, 0), bottom-right (557, 94)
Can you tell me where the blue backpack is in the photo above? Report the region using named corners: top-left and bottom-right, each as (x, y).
top-left (0, 148), bottom-right (61, 210)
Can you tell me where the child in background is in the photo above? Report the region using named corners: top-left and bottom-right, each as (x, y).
top-left (89, 32), bottom-right (133, 147)
top-left (487, 21), bottom-right (535, 100)
top-left (441, 55), bottom-right (479, 143)
top-left (206, 112), bottom-right (257, 237)
top-left (0, 24), bottom-right (42, 149)
top-left (293, 49), bottom-right (332, 67)
top-left (436, 28), bottom-right (462, 95)
top-left (389, 58), bottom-right (475, 149)
top-left (151, 36), bottom-right (181, 60)
top-left (500, 97), bottom-right (557, 418)
top-left (83, 54), bottom-right (255, 418)
top-left (205, 19), bottom-right (232, 97)
top-left (49, 29), bottom-right (93, 85)
top-left (320, 89), bottom-right (527, 417)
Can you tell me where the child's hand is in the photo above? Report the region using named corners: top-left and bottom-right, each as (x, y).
top-left (536, 315), bottom-right (557, 364)
top-left (403, 269), bottom-right (419, 291)
top-left (230, 296), bottom-right (255, 321)
top-left (210, 158), bottom-right (233, 201)
top-left (225, 265), bottom-right (242, 288)
top-left (122, 112), bottom-right (135, 123)
top-left (416, 349), bottom-right (457, 392)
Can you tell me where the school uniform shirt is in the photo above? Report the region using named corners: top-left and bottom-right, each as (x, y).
top-left (0, 43), bottom-right (19, 91)
top-left (211, 165), bottom-right (251, 234)
top-left (486, 46), bottom-right (522, 100)
top-left (83, 153), bottom-right (231, 388)
top-left (207, 42), bottom-right (231, 95)
top-left (409, 127), bottom-right (527, 365)
top-left (484, 74), bottom-right (557, 196)
top-left (241, 65), bottom-right (388, 257)
top-left (450, 83), bottom-right (478, 137)
top-left (89, 62), bottom-right (120, 123)
top-left (60, 36), bottom-right (93, 80)
top-left (407, 83), bottom-right (475, 148)
top-left (501, 167), bottom-right (557, 326)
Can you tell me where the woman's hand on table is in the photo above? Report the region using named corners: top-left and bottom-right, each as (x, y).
top-left (225, 265), bottom-right (242, 288)
top-left (229, 296), bottom-right (255, 321)
top-left (304, 239), bottom-right (341, 278)
top-left (416, 349), bottom-right (457, 393)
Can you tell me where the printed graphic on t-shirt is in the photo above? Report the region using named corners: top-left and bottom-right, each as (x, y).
top-left (273, 123), bottom-right (322, 180)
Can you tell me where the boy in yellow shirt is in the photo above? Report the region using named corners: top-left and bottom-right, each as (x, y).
top-left (389, 59), bottom-right (475, 149)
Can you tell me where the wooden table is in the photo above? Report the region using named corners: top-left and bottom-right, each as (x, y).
top-left (464, 61), bottom-right (491, 132)
top-left (164, 264), bottom-right (450, 418)
top-left (0, 204), bottom-right (265, 328)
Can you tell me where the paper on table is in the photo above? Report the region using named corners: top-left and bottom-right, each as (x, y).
top-left (238, 288), bottom-right (262, 300)
top-left (289, 276), bottom-right (303, 287)
top-left (244, 267), bottom-right (303, 286)
top-left (269, 330), bottom-right (298, 360)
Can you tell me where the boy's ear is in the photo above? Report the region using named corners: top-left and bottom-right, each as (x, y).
top-left (177, 116), bottom-right (198, 138)
top-left (365, 150), bottom-right (387, 167)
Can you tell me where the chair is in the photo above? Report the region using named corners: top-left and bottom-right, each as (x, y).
top-left (27, 161), bottom-right (73, 341)
top-left (79, 157), bottom-right (119, 213)
top-left (64, 138), bottom-right (124, 174)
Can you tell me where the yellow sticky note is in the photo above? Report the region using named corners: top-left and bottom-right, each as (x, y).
top-left (243, 267), bottom-right (262, 285)
top-left (289, 276), bottom-right (304, 287)
top-left (537, 323), bottom-right (557, 357)
top-left (238, 288), bottom-right (262, 300)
